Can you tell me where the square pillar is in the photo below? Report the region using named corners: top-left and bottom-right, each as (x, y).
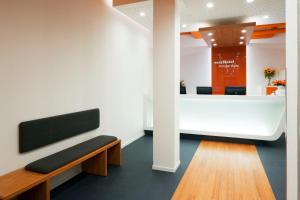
top-left (152, 0), bottom-right (180, 172)
top-left (286, 0), bottom-right (299, 199)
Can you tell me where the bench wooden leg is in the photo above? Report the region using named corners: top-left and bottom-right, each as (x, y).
top-left (107, 141), bottom-right (122, 166)
top-left (18, 180), bottom-right (50, 200)
top-left (82, 150), bottom-right (107, 176)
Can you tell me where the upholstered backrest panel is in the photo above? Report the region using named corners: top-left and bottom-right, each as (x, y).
top-left (19, 109), bottom-right (100, 153)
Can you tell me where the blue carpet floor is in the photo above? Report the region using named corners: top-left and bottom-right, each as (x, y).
top-left (51, 135), bottom-right (286, 200)
top-left (256, 135), bottom-right (286, 200)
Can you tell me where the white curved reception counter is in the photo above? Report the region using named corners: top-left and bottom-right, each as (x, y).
top-left (144, 95), bottom-right (286, 141)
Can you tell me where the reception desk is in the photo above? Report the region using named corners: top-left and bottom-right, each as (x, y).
top-left (144, 95), bottom-right (286, 141)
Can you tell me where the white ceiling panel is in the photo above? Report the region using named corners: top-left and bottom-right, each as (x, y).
top-left (115, 0), bottom-right (285, 32)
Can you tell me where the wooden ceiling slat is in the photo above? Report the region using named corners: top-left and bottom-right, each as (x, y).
top-left (198, 22), bottom-right (256, 48)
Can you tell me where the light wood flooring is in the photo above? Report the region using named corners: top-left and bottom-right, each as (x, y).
top-left (172, 141), bottom-right (276, 200)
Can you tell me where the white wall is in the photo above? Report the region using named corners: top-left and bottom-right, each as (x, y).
top-left (180, 35), bottom-right (286, 96)
top-left (180, 36), bottom-right (211, 94)
top-left (0, 0), bottom-right (152, 185)
top-left (247, 35), bottom-right (286, 96)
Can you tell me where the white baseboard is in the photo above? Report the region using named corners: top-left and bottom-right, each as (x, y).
top-left (152, 161), bottom-right (181, 173)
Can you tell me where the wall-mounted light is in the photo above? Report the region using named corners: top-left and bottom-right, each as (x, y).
top-left (240, 36), bottom-right (245, 40)
top-left (246, 0), bottom-right (254, 3)
top-left (241, 29), bottom-right (247, 33)
top-left (211, 38), bottom-right (215, 42)
top-left (240, 41), bottom-right (244, 45)
top-left (208, 32), bottom-right (213, 36)
top-left (213, 43), bottom-right (218, 47)
top-left (263, 15), bottom-right (269, 19)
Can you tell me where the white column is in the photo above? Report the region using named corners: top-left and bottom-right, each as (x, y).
top-left (152, 0), bottom-right (180, 172)
top-left (286, 0), bottom-right (299, 199)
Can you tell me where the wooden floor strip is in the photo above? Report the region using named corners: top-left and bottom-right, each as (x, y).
top-left (172, 141), bottom-right (276, 200)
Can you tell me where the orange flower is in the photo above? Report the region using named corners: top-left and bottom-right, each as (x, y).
top-left (273, 79), bottom-right (286, 86)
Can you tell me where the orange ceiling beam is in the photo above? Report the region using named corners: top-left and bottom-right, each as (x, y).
top-left (252, 28), bottom-right (286, 36)
top-left (191, 31), bottom-right (202, 39)
top-left (181, 31), bottom-right (202, 39)
top-left (252, 23), bottom-right (285, 39)
top-left (181, 32), bottom-right (191, 36)
top-left (181, 23), bottom-right (286, 40)
top-left (255, 23), bottom-right (286, 30)
top-left (252, 34), bottom-right (275, 39)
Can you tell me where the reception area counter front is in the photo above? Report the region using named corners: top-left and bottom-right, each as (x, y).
top-left (145, 95), bottom-right (285, 141)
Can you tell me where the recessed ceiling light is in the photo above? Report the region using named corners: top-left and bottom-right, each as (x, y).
top-left (241, 29), bottom-right (247, 33)
top-left (139, 12), bottom-right (145, 17)
top-left (206, 2), bottom-right (214, 8)
top-left (240, 36), bottom-right (245, 40)
top-left (208, 32), bottom-right (213, 36)
top-left (210, 38), bottom-right (215, 42)
top-left (246, 0), bottom-right (254, 3)
top-left (240, 41), bottom-right (244, 45)
top-left (213, 43), bottom-right (217, 47)
top-left (182, 24), bottom-right (187, 28)
top-left (263, 15), bottom-right (269, 19)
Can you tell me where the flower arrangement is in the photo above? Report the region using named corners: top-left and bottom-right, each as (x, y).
top-left (264, 67), bottom-right (276, 86)
top-left (273, 79), bottom-right (286, 87)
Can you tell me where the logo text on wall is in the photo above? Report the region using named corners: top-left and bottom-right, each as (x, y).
top-left (214, 60), bottom-right (239, 68)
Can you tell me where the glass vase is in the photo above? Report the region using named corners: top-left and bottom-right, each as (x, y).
top-left (267, 77), bottom-right (272, 86)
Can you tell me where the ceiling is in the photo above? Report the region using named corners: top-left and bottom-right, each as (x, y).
top-left (115, 0), bottom-right (285, 32)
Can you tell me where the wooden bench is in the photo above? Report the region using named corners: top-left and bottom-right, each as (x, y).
top-left (0, 139), bottom-right (121, 200)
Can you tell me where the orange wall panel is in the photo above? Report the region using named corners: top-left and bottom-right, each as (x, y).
top-left (212, 46), bottom-right (246, 94)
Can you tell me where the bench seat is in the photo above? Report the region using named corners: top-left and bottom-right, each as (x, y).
top-left (25, 135), bottom-right (117, 174)
top-left (0, 137), bottom-right (121, 200)
top-left (0, 169), bottom-right (48, 200)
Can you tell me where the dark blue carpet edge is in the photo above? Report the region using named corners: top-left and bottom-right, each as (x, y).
top-left (256, 135), bottom-right (286, 200)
